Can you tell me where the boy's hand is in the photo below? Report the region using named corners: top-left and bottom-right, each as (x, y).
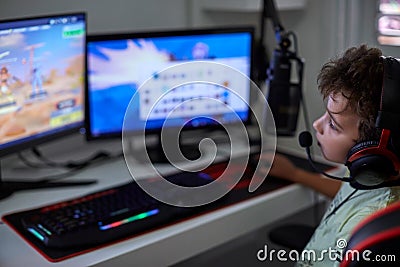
top-left (258, 152), bottom-right (299, 182)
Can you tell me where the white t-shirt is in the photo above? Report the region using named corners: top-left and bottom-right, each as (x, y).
top-left (296, 182), bottom-right (400, 266)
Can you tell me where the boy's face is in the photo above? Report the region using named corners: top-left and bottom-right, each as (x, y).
top-left (313, 93), bottom-right (360, 163)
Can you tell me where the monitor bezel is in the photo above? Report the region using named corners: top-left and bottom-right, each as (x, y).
top-left (85, 26), bottom-right (255, 141)
top-left (0, 12), bottom-right (87, 158)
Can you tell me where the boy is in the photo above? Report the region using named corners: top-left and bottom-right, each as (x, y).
top-left (267, 44), bottom-right (400, 266)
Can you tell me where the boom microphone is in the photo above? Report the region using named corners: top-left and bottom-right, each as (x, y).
top-left (298, 131), bottom-right (350, 182)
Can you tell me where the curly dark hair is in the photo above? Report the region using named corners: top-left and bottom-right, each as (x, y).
top-left (317, 44), bottom-right (383, 142)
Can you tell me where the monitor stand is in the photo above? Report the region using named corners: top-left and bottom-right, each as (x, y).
top-left (145, 132), bottom-right (201, 164)
top-left (146, 143), bottom-right (201, 164)
top-left (0, 161), bottom-right (97, 200)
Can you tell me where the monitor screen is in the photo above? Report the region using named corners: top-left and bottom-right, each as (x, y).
top-left (0, 13), bottom-right (86, 157)
top-left (86, 27), bottom-right (254, 140)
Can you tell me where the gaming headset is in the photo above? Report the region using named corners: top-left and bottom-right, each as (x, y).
top-left (300, 56), bottom-right (400, 190)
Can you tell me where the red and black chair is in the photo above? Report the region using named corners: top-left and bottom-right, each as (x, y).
top-left (340, 201), bottom-right (400, 267)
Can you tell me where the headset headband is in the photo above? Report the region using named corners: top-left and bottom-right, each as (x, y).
top-left (375, 56), bottom-right (400, 134)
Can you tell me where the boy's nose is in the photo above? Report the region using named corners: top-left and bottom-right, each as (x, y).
top-left (313, 115), bottom-right (324, 134)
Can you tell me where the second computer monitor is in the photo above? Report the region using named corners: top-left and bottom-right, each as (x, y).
top-left (86, 27), bottom-right (254, 153)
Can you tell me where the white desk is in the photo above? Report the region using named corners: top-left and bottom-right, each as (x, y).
top-left (0, 143), bottom-right (342, 267)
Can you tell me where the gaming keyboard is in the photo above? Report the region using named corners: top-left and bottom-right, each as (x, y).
top-left (21, 171), bottom-right (215, 248)
top-left (5, 152), bottom-right (333, 253)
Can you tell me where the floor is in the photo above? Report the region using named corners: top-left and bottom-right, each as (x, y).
top-left (172, 201), bottom-right (327, 267)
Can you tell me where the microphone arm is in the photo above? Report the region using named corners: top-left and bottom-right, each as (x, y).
top-left (261, 0), bottom-right (292, 55)
top-left (257, 0), bottom-right (283, 84)
top-left (261, 0), bottom-right (285, 48)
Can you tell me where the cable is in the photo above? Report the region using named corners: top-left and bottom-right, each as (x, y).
top-left (10, 149), bottom-right (124, 185)
top-left (301, 98), bottom-right (321, 225)
top-left (301, 108), bottom-right (321, 225)
top-left (30, 163), bottom-right (90, 183)
top-left (291, 35), bottom-right (321, 224)
top-left (31, 147), bottom-right (67, 168)
top-left (17, 152), bottom-right (48, 169)
top-left (294, 44), bottom-right (321, 225)
top-left (323, 189), bottom-right (359, 222)
top-left (31, 147), bottom-right (122, 169)
top-left (6, 150), bottom-right (123, 184)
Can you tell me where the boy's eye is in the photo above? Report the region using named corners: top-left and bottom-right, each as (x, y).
top-left (328, 119), bottom-right (338, 131)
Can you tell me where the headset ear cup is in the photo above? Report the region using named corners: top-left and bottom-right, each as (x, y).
top-left (346, 141), bottom-right (398, 187)
top-left (347, 154), bottom-right (395, 187)
top-left (346, 141), bottom-right (379, 185)
top-left (346, 141), bottom-right (379, 161)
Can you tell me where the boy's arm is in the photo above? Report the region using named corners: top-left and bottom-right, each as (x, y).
top-left (261, 153), bottom-right (342, 198)
top-left (290, 168), bottom-right (342, 198)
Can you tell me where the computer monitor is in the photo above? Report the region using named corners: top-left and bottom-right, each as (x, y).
top-left (0, 13), bottom-right (88, 198)
top-left (0, 13), bottom-right (86, 157)
top-left (86, 27), bottom-right (254, 161)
